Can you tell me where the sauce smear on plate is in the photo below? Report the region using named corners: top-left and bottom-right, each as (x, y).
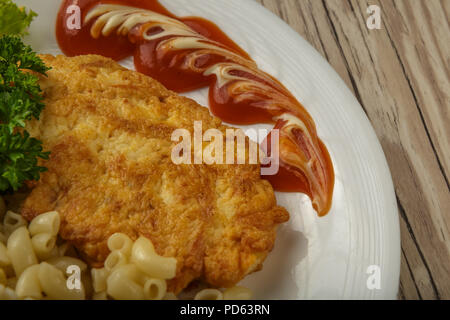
top-left (56, 0), bottom-right (335, 216)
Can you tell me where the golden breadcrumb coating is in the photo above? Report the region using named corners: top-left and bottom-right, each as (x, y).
top-left (21, 54), bottom-right (289, 293)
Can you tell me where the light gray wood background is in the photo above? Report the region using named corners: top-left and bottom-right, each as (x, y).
top-left (256, 0), bottom-right (450, 300)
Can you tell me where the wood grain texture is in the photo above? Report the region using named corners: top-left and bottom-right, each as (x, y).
top-left (256, 0), bottom-right (450, 300)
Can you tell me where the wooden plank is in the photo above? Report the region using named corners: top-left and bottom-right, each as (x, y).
top-left (258, 0), bottom-right (450, 300)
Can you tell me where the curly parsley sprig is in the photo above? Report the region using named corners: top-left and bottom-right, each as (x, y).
top-left (0, 34), bottom-right (50, 193)
top-left (0, 127), bottom-right (49, 191)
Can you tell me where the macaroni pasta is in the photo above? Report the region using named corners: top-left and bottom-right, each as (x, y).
top-left (0, 196), bottom-right (252, 300)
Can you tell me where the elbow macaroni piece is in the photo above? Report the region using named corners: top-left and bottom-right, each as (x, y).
top-left (31, 233), bottom-right (57, 261)
top-left (104, 250), bottom-right (128, 272)
top-left (223, 286), bottom-right (253, 300)
top-left (3, 211), bottom-right (27, 236)
top-left (15, 265), bottom-right (42, 299)
top-left (29, 211), bottom-right (60, 236)
top-left (106, 264), bottom-right (145, 300)
top-left (143, 278), bottom-right (166, 300)
top-left (7, 226), bottom-right (38, 276)
top-left (130, 237), bottom-right (177, 280)
top-left (107, 233), bottom-right (133, 256)
top-left (194, 289), bottom-right (224, 300)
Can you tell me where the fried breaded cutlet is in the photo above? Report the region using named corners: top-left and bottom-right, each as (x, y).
top-left (20, 54), bottom-right (289, 293)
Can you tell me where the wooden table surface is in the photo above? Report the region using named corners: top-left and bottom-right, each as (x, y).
top-left (256, 0), bottom-right (450, 300)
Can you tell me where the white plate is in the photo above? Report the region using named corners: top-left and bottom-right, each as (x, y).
top-left (16, 0), bottom-right (400, 299)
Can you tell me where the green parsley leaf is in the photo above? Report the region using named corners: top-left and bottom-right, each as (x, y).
top-left (0, 126), bottom-right (49, 192)
top-left (0, 35), bottom-right (49, 74)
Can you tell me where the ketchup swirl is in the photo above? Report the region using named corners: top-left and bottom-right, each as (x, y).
top-left (56, 0), bottom-right (335, 216)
